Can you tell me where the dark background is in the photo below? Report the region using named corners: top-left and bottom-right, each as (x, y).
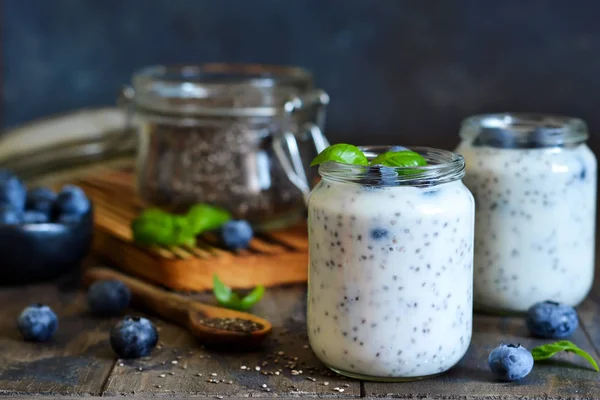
top-left (3, 0), bottom-right (600, 151)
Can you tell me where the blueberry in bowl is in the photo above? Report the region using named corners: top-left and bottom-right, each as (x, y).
top-left (0, 171), bottom-right (94, 285)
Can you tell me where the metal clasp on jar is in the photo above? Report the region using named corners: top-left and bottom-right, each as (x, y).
top-left (273, 90), bottom-right (330, 204)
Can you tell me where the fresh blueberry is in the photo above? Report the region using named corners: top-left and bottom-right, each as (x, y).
top-left (473, 128), bottom-right (517, 149)
top-left (0, 205), bottom-right (22, 224)
top-left (87, 280), bottom-right (132, 316)
top-left (17, 304), bottom-right (58, 342)
top-left (0, 171), bottom-right (26, 210)
top-left (488, 343), bottom-right (534, 381)
top-left (110, 316), bottom-right (158, 359)
top-left (26, 187), bottom-right (57, 216)
top-left (23, 210), bottom-right (50, 224)
top-left (526, 300), bottom-right (579, 339)
top-left (370, 227), bottom-right (389, 240)
top-left (54, 185), bottom-right (90, 216)
top-left (221, 220), bottom-right (253, 250)
top-left (388, 145), bottom-right (409, 152)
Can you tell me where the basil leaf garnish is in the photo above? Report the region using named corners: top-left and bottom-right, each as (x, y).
top-left (369, 150), bottom-right (427, 168)
top-left (310, 144), bottom-right (369, 166)
top-left (531, 340), bottom-right (599, 372)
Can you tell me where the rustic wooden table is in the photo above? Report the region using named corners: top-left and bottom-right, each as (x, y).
top-left (0, 259), bottom-right (599, 399)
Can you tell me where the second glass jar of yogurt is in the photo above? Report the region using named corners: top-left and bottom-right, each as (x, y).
top-left (307, 146), bottom-right (475, 381)
top-left (456, 113), bottom-right (597, 313)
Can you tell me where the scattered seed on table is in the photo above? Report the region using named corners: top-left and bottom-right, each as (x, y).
top-left (240, 365), bottom-right (247, 370)
top-left (196, 373), bottom-right (203, 377)
top-left (138, 367), bottom-right (143, 371)
top-left (324, 382), bottom-right (329, 386)
top-left (262, 384), bottom-right (267, 388)
top-left (118, 362), bottom-right (124, 367)
top-left (255, 366), bottom-right (261, 371)
top-left (155, 385), bottom-right (162, 389)
top-left (275, 371), bottom-right (280, 375)
top-left (169, 372), bottom-right (175, 376)
top-left (339, 388), bottom-right (345, 392)
top-left (159, 374), bottom-right (166, 378)
top-left (211, 373), bottom-right (218, 377)
top-left (171, 360), bottom-right (178, 365)
top-left (342, 384), bottom-right (350, 387)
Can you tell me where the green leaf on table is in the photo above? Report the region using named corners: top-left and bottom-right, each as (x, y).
top-left (131, 208), bottom-right (195, 246)
top-left (370, 150), bottom-right (428, 168)
top-left (310, 143), bottom-right (369, 166)
top-left (187, 204), bottom-right (231, 234)
top-left (131, 203), bottom-right (231, 247)
top-left (531, 340), bottom-right (599, 372)
top-left (212, 274), bottom-right (265, 311)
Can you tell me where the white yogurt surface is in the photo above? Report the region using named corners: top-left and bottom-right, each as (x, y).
top-left (307, 179), bottom-right (474, 379)
top-left (457, 142), bottom-right (597, 312)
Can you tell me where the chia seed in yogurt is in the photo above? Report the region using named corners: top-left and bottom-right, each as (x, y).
top-left (456, 114), bottom-right (597, 313)
top-left (307, 147), bottom-right (475, 380)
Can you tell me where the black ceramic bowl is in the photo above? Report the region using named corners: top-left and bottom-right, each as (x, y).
top-left (0, 207), bottom-right (93, 285)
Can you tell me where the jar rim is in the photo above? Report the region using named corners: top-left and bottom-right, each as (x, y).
top-left (459, 112), bottom-right (588, 148)
top-left (131, 63), bottom-right (314, 118)
top-left (318, 146), bottom-right (465, 187)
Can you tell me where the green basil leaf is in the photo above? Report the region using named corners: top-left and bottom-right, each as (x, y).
top-left (187, 204), bottom-right (231, 234)
top-left (369, 150), bottom-right (428, 168)
top-left (131, 209), bottom-right (175, 245)
top-left (239, 285), bottom-right (265, 310)
top-left (310, 144), bottom-right (369, 166)
top-left (531, 340), bottom-right (599, 372)
top-left (212, 275), bottom-right (265, 310)
top-left (212, 274), bottom-right (238, 306)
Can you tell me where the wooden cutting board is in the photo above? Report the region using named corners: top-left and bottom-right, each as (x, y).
top-left (74, 169), bottom-right (309, 291)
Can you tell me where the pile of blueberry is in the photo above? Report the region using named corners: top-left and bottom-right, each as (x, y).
top-left (0, 170), bottom-right (90, 225)
top-left (17, 280), bottom-right (158, 359)
top-left (488, 300), bottom-right (579, 381)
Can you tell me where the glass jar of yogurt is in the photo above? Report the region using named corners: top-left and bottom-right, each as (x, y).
top-left (307, 146), bottom-right (475, 381)
top-left (456, 113), bottom-right (597, 313)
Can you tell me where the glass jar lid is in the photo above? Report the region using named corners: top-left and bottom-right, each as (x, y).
top-left (129, 63), bottom-right (314, 118)
top-left (459, 113), bottom-right (589, 148)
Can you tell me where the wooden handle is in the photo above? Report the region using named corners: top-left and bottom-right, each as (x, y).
top-left (83, 267), bottom-right (193, 327)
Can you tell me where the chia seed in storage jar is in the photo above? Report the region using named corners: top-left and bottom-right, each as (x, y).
top-left (456, 113), bottom-right (597, 313)
top-left (124, 64), bottom-right (330, 230)
top-left (307, 147), bottom-right (475, 381)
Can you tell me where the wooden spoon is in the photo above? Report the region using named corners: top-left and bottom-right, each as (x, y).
top-left (82, 267), bottom-right (272, 347)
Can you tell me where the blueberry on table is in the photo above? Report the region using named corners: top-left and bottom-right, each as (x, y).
top-left (221, 220), bottom-right (253, 250)
top-left (54, 185), bottom-right (90, 216)
top-left (0, 205), bottom-right (23, 225)
top-left (22, 210), bottom-right (50, 224)
top-left (110, 316), bottom-right (158, 359)
top-left (17, 304), bottom-right (58, 342)
top-left (0, 171), bottom-right (26, 210)
top-left (26, 187), bottom-right (57, 215)
top-left (488, 343), bottom-right (534, 381)
top-left (87, 280), bottom-right (132, 316)
top-left (526, 300), bottom-right (579, 339)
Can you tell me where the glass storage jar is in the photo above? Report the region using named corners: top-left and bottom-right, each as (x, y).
top-left (456, 113), bottom-right (597, 313)
top-left (307, 147), bottom-right (475, 381)
top-left (122, 64), bottom-right (330, 230)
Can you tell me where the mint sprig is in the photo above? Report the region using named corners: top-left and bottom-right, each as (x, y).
top-left (131, 204), bottom-right (231, 246)
top-left (310, 144), bottom-right (368, 166)
top-left (531, 340), bottom-right (599, 372)
top-left (212, 274), bottom-right (265, 310)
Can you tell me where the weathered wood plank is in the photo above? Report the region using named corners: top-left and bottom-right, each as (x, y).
top-left (0, 275), bottom-right (117, 395)
top-left (576, 273), bottom-right (600, 366)
top-left (364, 314), bottom-right (600, 399)
top-left (102, 285), bottom-right (360, 397)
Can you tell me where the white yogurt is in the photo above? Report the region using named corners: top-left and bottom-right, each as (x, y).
top-left (307, 149), bottom-right (474, 380)
top-left (457, 142), bottom-right (597, 312)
